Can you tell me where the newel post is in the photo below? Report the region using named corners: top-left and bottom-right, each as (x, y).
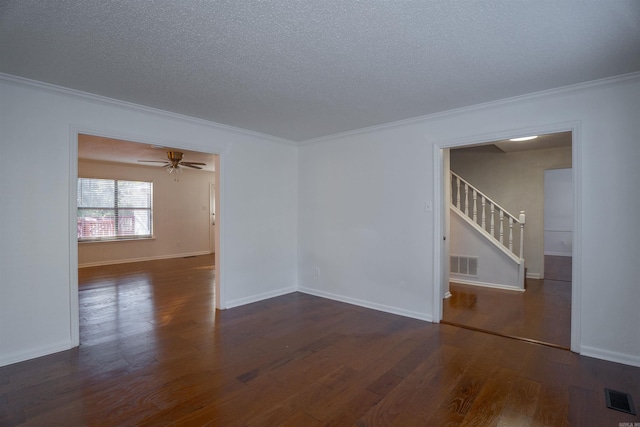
top-left (519, 211), bottom-right (526, 259)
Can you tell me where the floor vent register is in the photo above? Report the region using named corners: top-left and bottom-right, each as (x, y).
top-left (605, 388), bottom-right (636, 415)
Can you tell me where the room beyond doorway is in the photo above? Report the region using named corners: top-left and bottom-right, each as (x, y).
top-left (75, 133), bottom-right (221, 346)
top-left (440, 130), bottom-right (574, 349)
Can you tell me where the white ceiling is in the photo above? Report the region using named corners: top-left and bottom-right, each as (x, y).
top-left (454, 131), bottom-right (572, 154)
top-left (494, 132), bottom-right (572, 153)
top-left (1, 1), bottom-right (639, 142)
top-left (78, 134), bottom-right (216, 171)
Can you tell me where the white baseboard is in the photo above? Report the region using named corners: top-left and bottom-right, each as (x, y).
top-left (225, 286), bottom-right (296, 309)
top-left (525, 272), bottom-right (541, 279)
top-left (544, 251), bottom-right (572, 257)
top-left (580, 345), bottom-right (640, 368)
top-left (449, 278), bottom-right (524, 292)
top-left (78, 251), bottom-right (212, 268)
top-left (298, 286), bottom-right (433, 322)
top-left (0, 341), bottom-right (74, 368)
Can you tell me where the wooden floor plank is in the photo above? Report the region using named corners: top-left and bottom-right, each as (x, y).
top-left (1, 254), bottom-right (638, 425)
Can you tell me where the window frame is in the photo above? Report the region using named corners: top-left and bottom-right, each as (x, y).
top-left (77, 177), bottom-right (153, 242)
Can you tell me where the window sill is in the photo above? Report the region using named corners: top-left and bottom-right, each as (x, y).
top-left (78, 237), bottom-right (155, 244)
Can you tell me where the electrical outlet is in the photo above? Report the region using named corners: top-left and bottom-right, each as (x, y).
top-left (315, 267), bottom-right (320, 277)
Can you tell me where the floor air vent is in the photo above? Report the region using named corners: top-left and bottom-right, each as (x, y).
top-left (450, 255), bottom-right (478, 276)
top-left (604, 388), bottom-right (636, 415)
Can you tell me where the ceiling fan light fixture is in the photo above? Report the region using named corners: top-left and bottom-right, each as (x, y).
top-left (138, 150), bottom-right (206, 173)
top-left (167, 151), bottom-right (184, 162)
top-left (509, 136), bottom-right (538, 142)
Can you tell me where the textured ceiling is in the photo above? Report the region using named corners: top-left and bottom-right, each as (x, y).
top-left (1, 1), bottom-right (639, 142)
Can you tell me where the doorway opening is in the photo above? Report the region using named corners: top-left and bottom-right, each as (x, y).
top-left (72, 133), bottom-right (221, 346)
top-left (435, 129), bottom-right (578, 350)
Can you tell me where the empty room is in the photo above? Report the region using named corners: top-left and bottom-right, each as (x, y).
top-left (1, 1), bottom-right (639, 425)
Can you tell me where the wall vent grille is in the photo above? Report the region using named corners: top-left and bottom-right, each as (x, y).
top-left (450, 255), bottom-right (478, 276)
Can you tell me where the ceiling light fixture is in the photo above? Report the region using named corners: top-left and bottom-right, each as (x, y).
top-left (509, 136), bottom-right (538, 142)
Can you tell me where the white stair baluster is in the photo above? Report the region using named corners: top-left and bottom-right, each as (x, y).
top-left (472, 189), bottom-right (477, 223)
top-left (508, 217), bottom-right (513, 251)
top-left (481, 196), bottom-right (486, 230)
top-left (490, 204), bottom-right (495, 236)
top-left (463, 182), bottom-right (469, 216)
top-left (456, 177), bottom-right (460, 209)
top-left (499, 210), bottom-right (504, 244)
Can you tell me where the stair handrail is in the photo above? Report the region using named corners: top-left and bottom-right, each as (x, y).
top-left (451, 171), bottom-right (525, 260)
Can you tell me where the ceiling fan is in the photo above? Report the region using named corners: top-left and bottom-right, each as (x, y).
top-left (138, 151), bottom-right (206, 173)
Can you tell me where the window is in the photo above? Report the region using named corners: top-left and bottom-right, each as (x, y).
top-left (77, 178), bottom-right (153, 241)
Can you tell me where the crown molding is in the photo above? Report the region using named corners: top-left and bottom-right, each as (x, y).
top-left (0, 73), bottom-right (298, 147)
top-left (298, 71), bottom-right (640, 146)
top-left (4, 71), bottom-right (639, 148)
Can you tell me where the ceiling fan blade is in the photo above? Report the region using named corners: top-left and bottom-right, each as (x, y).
top-left (138, 160), bottom-right (169, 163)
top-left (181, 162), bottom-right (206, 166)
top-left (182, 164), bottom-right (203, 169)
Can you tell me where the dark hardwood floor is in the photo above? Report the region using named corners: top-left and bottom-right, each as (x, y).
top-left (2, 255), bottom-right (639, 426)
top-left (443, 280), bottom-right (571, 349)
top-left (545, 255), bottom-right (572, 283)
top-left (443, 256), bottom-right (572, 349)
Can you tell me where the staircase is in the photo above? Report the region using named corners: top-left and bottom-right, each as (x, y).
top-left (450, 171), bottom-right (526, 290)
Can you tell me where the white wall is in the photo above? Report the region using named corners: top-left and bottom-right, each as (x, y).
top-left (450, 145), bottom-right (572, 278)
top-left (544, 168), bottom-right (573, 256)
top-left (77, 159), bottom-right (214, 266)
top-left (0, 76), bottom-right (298, 366)
top-left (297, 133), bottom-right (434, 320)
top-left (298, 75), bottom-right (640, 366)
top-left (450, 210), bottom-right (521, 290)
